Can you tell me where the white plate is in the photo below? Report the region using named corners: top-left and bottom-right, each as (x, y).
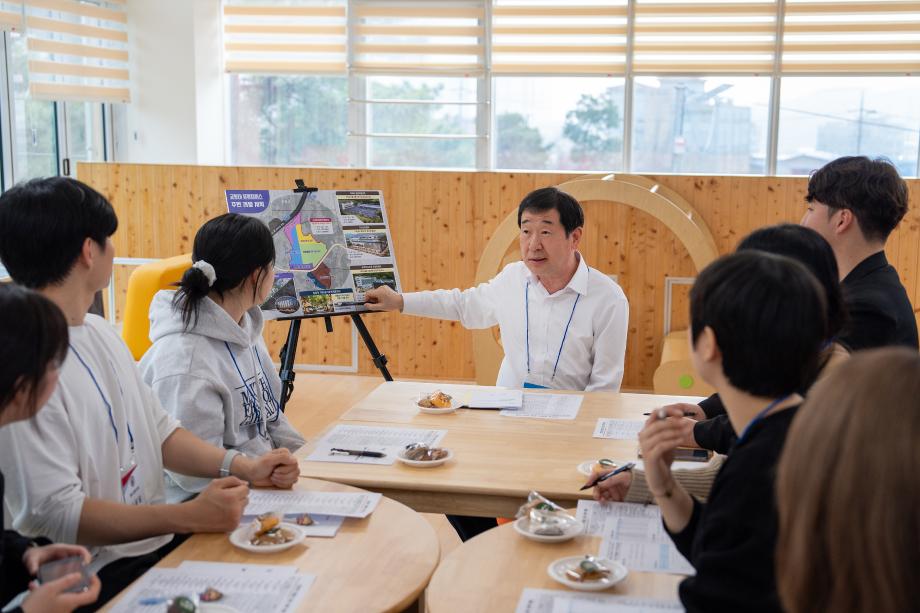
top-left (396, 447), bottom-right (453, 467)
top-left (577, 459), bottom-right (619, 477)
top-left (415, 393), bottom-right (460, 414)
top-left (229, 522), bottom-right (306, 553)
top-left (513, 516), bottom-right (584, 543)
top-left (547, 556), bottom-right (628, 591)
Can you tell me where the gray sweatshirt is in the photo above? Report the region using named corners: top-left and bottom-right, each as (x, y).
top-left (140, 290), bottom-right (305, 502)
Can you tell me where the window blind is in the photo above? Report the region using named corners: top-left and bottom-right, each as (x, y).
top-left (782, 0), bottom-right (920, 74)
top-left (351, 0), bottom-right (485, 75)
top-left (25, 0), bottom-right (130, 102)
top-left (633, 0), bottom-right (779, 74)
top-left (0, 1), bottom-right (23, 32)
top-left (222, 1), bottom-right (347, 74)
top-left (491, 2), bottom-right (629, 75)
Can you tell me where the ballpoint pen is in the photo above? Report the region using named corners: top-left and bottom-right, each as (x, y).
top-left (643, 411), bottom-right (696, 417)
top-left (580, 462), bottom-right (636, 490)
top-left (330, 447), bottom-right (386, 458)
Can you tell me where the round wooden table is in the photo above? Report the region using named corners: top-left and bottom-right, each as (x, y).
top-left (426, 516), bottom-right (683, 612)
top-left (106, 478), bottom-right (440, 613)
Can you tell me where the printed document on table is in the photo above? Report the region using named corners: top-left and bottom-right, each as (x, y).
top-left (109, 564), bottom-right (313, 613)
top-left (304, 424), bottom-right (446, 465)
top-left (515, 588), bottom-right (683, 613)
top-left (576, 501), bottom-right (693, 575)
top-left (466, 389), bottom-right (523, 409)
top-left (243, 489), bottom-right (382, 518)
top-left (593, 418), bottom-right (645, 440)
top-left (500, 393), bottom-right (583, 419)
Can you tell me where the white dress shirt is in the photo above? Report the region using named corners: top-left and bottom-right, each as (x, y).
top-left (402, 254), bottom-right (629, 391)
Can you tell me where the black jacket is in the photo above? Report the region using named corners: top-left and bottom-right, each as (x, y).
top-left (839, 251), bottom-right (918, 351)
top-left (2, 471), bottom-right (49, 612)
top-left (667, 407), bottom-right (798, 613)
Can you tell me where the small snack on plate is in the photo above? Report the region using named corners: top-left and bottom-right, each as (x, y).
top-left (592, 458), bottom-right (617, 474)
top-left (515, 491), bottom-right (581, 537)
top-left (250, 512), bottom-right (297, 546)
top-left (294, 513), bottom-right (314, 526)
top-left (564, 556), bottom-right (613, 583)
top-left (199, 587), bottom-right (223, 602)
top-left (418, 391), bottom-right (453, 408)
top-left (166, 596), bottom-right (198, 613)
top-left (403, 442), bottom-right (449, 461)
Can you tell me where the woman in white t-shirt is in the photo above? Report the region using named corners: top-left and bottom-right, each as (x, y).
top-left (141, 214), bottom-right (305, 502)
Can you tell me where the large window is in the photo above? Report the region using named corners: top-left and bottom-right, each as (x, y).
top-left (494, 77), bottom-right (625, 171)
top-left (363, 76), bottom-right (480, 169)
top-left (227, 74), bottom-right (348, 167)
top-left (631, 77), bottom-right (770, 175)
top-left (222, 1), bottom-right (920, 177)
top-left (777, 77), bottom-right (920, 177)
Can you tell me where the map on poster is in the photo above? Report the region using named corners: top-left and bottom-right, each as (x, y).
top-left (225, 188), bottom-right (402, 319)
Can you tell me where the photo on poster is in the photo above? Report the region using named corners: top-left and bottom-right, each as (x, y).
top-left (351, 266), bottom-right (397, 296)
top-left (262, 273), bottom-right (299, 315)
top-left (344, 228), bottom-right (391, 265)
top-left (338, 192), bottom-right (384, 225)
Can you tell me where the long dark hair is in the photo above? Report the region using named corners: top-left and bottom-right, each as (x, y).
top-left (0, 284), bottom-right (68, 415)
top-left (737, 223), bottom-right (847, 341)
top-left (777, 348), bottom-right (920, 613)
top-left (173, 213), bottom-right (275, 329)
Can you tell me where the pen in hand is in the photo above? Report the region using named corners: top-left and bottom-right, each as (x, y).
top-left (580, 462), bottom-right (636, 490)
top-left (330, 448), bottom-right (386, 458)
top-left (643, 410), bottom-right (695, 417)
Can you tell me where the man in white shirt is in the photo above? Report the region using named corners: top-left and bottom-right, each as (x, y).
top-left (366, 186), bottom-right (629, 392)
top-left (0, 177), bottom-right (300, 608)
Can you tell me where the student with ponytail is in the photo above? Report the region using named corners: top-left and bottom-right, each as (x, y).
top-left (141, 213), bottom-right (305, 502)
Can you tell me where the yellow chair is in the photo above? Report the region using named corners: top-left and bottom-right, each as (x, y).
top-left (122, 254), bottom-right (191, 360)
top-left (652, 330), bottom-right (715, 396)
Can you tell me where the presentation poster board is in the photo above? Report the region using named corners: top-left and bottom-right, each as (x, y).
top-left (225, 189), bottom-right (402, 319)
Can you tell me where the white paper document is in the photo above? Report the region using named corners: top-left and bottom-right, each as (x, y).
top-left (243, 489), bottom-right (381, 519)
top-left (576, 501), bottom-right (695, 575)
top-left (465, 389), bottom-right (524, 409)
top-left (109, 562), bottom-right (313, 613)
top-left (593, 418), bottom-right (645, 440)
top-left (304, 424), bottom-right (446, 465)
top-left (500, 393), bottom-right (583, 420)
top-left (515, 588), bottom-right (683, 613)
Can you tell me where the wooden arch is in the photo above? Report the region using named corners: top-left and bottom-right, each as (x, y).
top-left (470, 174), bottom-right (720, 386)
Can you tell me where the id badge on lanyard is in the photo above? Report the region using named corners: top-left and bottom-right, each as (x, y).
top-left (120, 457), bottom-right (146, 506)
top-left (522, 375), bottom-right (549, 390)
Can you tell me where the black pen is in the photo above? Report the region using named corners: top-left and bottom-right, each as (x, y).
top-left (330, 447), bottom-right (386, 458)
top-left (643, 411), bottom-right (695, 417)
top-left (580, 462), bottom-right (636, 490)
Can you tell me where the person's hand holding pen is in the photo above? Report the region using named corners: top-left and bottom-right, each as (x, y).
top-left (591, 469), bottom-right (632, 504)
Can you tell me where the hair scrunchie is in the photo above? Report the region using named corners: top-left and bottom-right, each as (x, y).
top-left (192, 260), bottom-right (217, 287)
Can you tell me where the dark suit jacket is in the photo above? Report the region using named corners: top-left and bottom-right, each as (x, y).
top-left (839, 251), bottom-right (918, 351)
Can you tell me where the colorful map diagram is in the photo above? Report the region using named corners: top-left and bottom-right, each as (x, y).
top-left (287, 222), bottom-right (328, 271)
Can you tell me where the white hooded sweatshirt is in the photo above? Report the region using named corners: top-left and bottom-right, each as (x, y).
top-left (140, 290), bottom-right (305, 502)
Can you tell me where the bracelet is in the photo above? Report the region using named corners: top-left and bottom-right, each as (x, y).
top-left (220, 449), bottom-right (242, 478)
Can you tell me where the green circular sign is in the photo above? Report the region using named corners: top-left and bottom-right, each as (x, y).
top-left (678, 374), bottom-right (694, 389)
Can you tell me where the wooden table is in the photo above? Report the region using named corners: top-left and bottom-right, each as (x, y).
top-left (102, 478), bottom-right (440, 613)
top-left (298, 382), bottom-right (701, 517)
top-left (425, 516), bottom-right (683, 612)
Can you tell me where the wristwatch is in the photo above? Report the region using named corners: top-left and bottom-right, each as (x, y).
top-left (220, 449), bottom-right (242, 477)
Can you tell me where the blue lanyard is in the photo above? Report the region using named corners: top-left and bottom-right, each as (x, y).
top-left (525, 281), bottom-right (581, 381)
top-left (225, 341), bottom-right (275, 436)
top-left (69, 344), bottom-right (134, 451)
top-left (252, 346), bottom-right (280, 409)
top-left (737, 394), bottom-right (792, 444)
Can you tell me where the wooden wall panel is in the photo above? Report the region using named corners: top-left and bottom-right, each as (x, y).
top-left (78, 163), bottom-right (920, 391)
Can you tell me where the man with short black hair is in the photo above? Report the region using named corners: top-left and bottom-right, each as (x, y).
top-left (0, 177), bottom-right (300, 608)
top-left (365, 186), bottom-right (629, 392)
top-left (801, 155), bottom-right (918, 350)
